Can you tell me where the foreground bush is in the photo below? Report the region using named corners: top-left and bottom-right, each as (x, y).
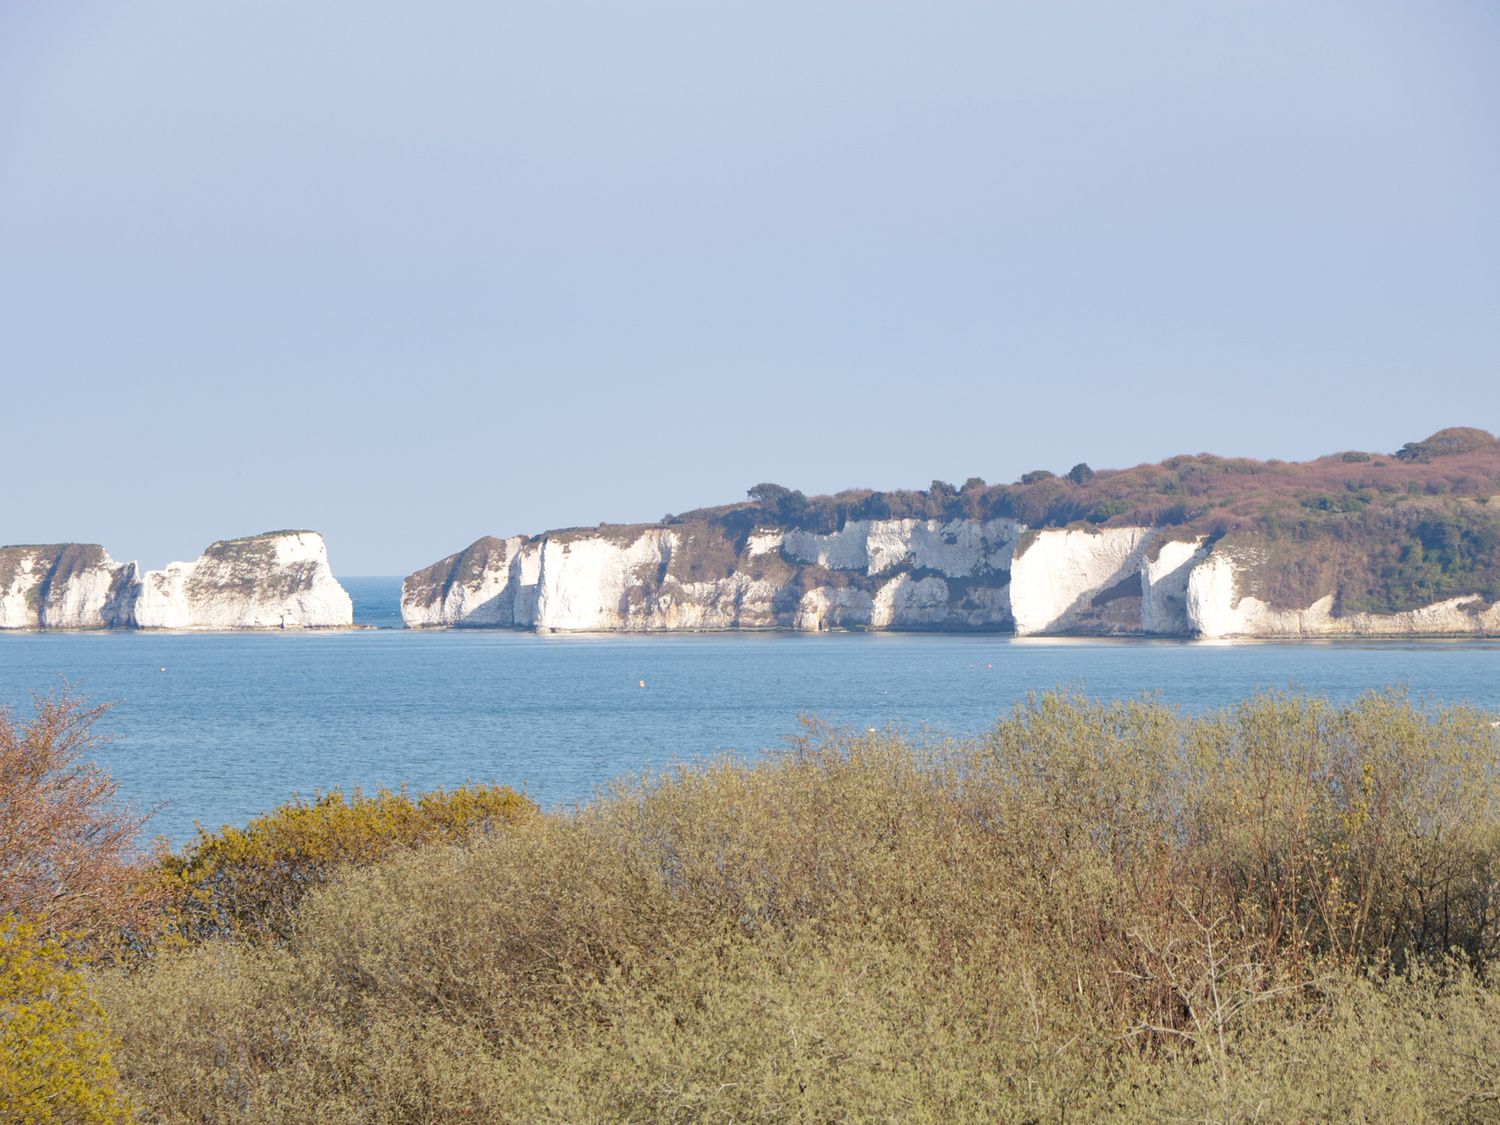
top-left (99, 692), bottom-right (1500, 1122)
top-left (1, 915), bottom-right (131, 1125)
top-left (0, 695), bottom-right (157, 948)
top-left (156, 784), bottom-right (535, 943)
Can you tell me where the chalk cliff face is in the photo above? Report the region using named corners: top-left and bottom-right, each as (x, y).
top-left (1186, 548), bottom-right (1500, 639)
top-left (405, 427), bottom-right (1500, 637)
top-left (133, 532), bottom-right (353, 630)
top-left (398, 536), bottom-right (545, 629)
top-left (406, 517), bottom-right (1500, 639)
top-left (404, 518), bottom-right (1025, 633)
top-left (1142, 539), bottom-right (1210, 636)
top-left (1009, 527), bottom-right (1152, 636)
top-left (0, 532), bottom-right (352, 630)
top-left (0, 545), bottom-right (138, 629)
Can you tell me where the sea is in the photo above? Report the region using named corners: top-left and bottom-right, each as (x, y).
top-left (1, 576), bottom-right (1497, 848)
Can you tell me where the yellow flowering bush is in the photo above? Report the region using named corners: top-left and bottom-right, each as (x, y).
top-left (0, 915), bottom-right (130, 1124)
top-left (158, 783), bottom-right (535, 943)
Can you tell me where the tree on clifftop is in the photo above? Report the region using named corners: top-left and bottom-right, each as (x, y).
top-left (748, 482), bottom-right (808, 524)
top-left (1395, 427), bottom-right (1497, 463)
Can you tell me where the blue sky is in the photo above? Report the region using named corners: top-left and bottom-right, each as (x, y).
top-left (2, 2), bottom-right (1497, 574)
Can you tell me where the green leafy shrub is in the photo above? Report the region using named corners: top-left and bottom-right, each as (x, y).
top-left (1067, 461), bottom-right (1095, 485)
top-left (746, 482), bottom-right (808, 525)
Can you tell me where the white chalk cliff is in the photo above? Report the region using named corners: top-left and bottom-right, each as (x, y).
top-left (0, 532), bottom-right (352, 630)
top-left (1186, 548), bottom-right (1500, 639)
top-left (1009, 527), bottom-right (1152, 636)
top-left (403, 518), bottom-right (1022, 633)
top-left (405, 518), bottom-right (1499, 639)
top-left (1142, 538), bottom-right (1211, 636)
top-left (0, 544), bottom-right (138, 630)
top-left (132, 531), bottom-right (352, 630)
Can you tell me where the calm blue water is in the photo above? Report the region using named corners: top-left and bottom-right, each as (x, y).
top-left (1, 576), bottom-right (1496, 847)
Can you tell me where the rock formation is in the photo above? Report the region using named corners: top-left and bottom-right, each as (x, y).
top-left (0, 544), bottom-right (138, 629)
top-left (0, 532), bottom-right (352, 630)
top-left (132, 531), bottom-right (353, 629)
top-left (404, 516), bottom-right (1498, 639)
top-left (1008, 527), bottom-right (1152, 635)
top-left (402, 518), bottom-right (1025, 633)
top-left (1186, 546), bottom-right (1500, 639)
top-left (401, 427), bottom-right (1498, 637)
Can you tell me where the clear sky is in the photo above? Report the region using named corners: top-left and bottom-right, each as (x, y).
top-left (2, 2), bottom-right (1497, 575)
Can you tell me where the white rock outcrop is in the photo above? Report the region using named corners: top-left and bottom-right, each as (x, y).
top-left (404, 516), bottom-right (1500, 639)
top-left (1141, 538), bottom-right (1210, 636)
top-left (782, 518), bottom-right (1020, 577)
top-left (1185, 550), bottom-right (1500, 638)
top-left (0, 544), bottom-right (138, 629)
top-left (405, 519), bottom-right (1025, 633)
top-left (130, 532), bottom-right (348, 629)
top-left (871, 574), bottom-right (953, 628)
top-left (132, 531), bottom-right (352, 630)
top-left (795, 585), bottom-right (874, 631)
top-left (403, 528), bottom-right (788, 631)
top-left (1009, 527), bottom-right (1154, 635)
top-left (0, 532), bottom-right (352, 630)
top-left (648, 572), bottom-right (785, 630)
top-left (399, 536), bottom-right (540, 628)
top-left (533, 531), bottom-right (673, 632)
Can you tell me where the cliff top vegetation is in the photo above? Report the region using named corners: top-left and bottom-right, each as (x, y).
top-left (411, 427), bottom-right (1500, 618)
top-left (677, 427), bottom-right (1500, 616)
top-left (655, 427), bottom-right (1500, 539)
top-left (203, 530), bottom-right (318, 552)
top-left (0, 543), bottom-right (112, 578)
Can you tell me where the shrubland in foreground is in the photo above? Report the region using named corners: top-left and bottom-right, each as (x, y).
top-left (6, 691), bottom-right (1500, 1122)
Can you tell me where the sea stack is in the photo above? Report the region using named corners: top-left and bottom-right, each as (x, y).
top-left (132, 531), bottom-right (353, 629)
top-left (0, 531), bottom-right (353, 630)
top-left (0, 544), bottom-right (139, 629)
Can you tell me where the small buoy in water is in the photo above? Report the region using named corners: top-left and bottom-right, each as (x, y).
top-left (639, 679), bottom-right (646, 688)
top-left (987, 663), bottom-right (993, 669)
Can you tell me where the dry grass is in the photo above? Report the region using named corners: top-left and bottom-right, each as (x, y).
top-left (99, 692), bottom-right (1500, 1122)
